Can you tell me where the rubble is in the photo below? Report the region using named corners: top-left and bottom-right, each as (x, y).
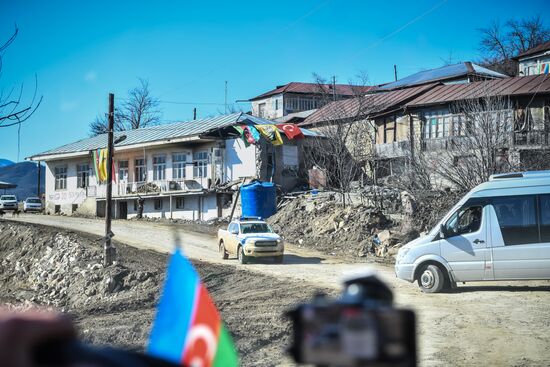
top-left (268, 194), bottom-right (403, 261)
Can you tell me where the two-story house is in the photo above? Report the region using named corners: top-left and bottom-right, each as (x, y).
top-left (515, 40), bottom-right (550, 76)
top-left (248, 82), bottom-right (374, 120)
top-left (27, 113), bottom-right (318, 220)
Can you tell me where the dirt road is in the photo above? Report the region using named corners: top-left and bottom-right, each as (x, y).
top-left (7, 214), bottom-right (550, 366)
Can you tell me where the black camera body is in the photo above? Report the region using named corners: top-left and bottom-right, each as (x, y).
top-left (287, 272), bottom-right (416, 367)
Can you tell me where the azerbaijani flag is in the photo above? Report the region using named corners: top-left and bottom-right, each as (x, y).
top-left (148, 250), bottom-right (239, 367)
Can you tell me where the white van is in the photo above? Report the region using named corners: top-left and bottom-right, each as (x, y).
top-left (395, 171), bottom-right (550, 293)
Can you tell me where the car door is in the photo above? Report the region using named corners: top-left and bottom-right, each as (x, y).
top-left (440, 204), bottom-right (491, 282)
top-left (226, 222), bottom-right (240, 255)
top-left (490, 194), bottom-right (550, 280)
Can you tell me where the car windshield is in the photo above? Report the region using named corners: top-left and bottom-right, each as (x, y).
top-left (240, 223), bottom-right (272, 234)
top-left (27, 199), bottom-right (41, 203)
top-left (1, 196), bottom-right (16, 201)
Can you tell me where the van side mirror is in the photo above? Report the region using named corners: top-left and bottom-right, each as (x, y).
top-left (440, 224), bottom-right (447, 238)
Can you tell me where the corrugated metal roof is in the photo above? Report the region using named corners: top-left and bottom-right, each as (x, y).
top-left (515, 40), bottom-right (550, 59)
top-left (249, 82), bottom-right (375, 101)
top-left (29, 113), bottom-right (321, 159)
top-left (301, 83), bottom-right (438, 126)
top-left (379, 62), bottom-right (506, 91)
top-left (405, 74), bottom-right (550, 108)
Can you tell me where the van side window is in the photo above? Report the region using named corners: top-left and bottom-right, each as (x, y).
top-left (445, 206), bottom-right (482, 236)
top-left (540, 195), bottom-right (550, 242)
top-left (228, 223), bottom-right (237, 233)
top-left (491, 195), bottom-right (538, 245)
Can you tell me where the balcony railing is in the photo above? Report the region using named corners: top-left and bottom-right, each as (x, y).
top-left (512, 130), bottom-right (549, 146)
top-left (93, 178), bottom-right (211, 199)
top-left (375, 141), bottom-right (411, 158)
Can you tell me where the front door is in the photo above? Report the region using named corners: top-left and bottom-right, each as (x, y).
top-left (119, 201), bottom-right (128, 220)
top-left (440, 204), bottom-right (491, 282)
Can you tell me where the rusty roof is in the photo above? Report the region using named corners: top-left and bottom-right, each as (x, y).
top-left (248, 82), bottom-right (375, 101)
top-left (515, 40), bottom-right (550, 59)
top-left (300, 83), bottom-right (438, 126)
top-left (405, 74), bottom-right (550, 108)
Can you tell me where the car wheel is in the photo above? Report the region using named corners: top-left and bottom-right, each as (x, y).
top-left (418, 264), bottom-right (445, 293)
top-left (219, 241), bottom-right (228, 260)
top-left (274, 255), bottom-right (284, 264)
top-left (238, 246), bottom-right (248, 265)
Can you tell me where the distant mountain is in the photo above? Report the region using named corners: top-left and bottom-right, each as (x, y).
top-left (0, 161), bottom-right (45, 200)
top-left (0, 159), bottom-right (14, 168)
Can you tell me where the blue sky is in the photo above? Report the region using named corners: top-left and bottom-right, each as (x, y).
top-left (1, 0), bottom-right (547, 162)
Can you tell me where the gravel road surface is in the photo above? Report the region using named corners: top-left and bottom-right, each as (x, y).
top-left (6, 214), bottom-right (550, 366)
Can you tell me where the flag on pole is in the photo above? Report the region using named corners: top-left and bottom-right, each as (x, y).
top-left (148, 250), bottom-right (239, 367)
top-left (247, 125), bottom-right (262, 143)
top-left (256, 125), bottom-right (283, 146)
top-left (275, 123), bottom-right (304, 140)
top-left (92, 150), bottom-right (100, 181)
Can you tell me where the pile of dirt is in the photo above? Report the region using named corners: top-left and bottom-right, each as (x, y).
top-left (0, 221), bottom-right (325, 366)
top-left (268, 195), bottom-right (400, 260)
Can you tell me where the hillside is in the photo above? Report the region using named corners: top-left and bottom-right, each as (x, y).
top-left (0, 161), bottom-right (45, 200)
top-left (0, 159), bottom-right (14, 168)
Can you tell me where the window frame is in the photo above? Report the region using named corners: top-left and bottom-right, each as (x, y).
top-left (172, 152), bottom-right (187, 180)
top-left (118, 160), bottom-right (129, 182)
top-left (154, 198), bottom-right (163, 211)
top-left (76, 163), bottom-right (90, 189)
top-left (134, 158), bottom-right (146, 182)
top-left (153, 155), bottom-right (166, 181)
top-left (175, 196), bottom-right (185, 209)
top-left (54, 166), bottom-right (67, 191)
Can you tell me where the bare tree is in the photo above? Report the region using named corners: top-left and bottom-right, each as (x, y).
top-left (89, 79), bottom-right (161, 136)
top-left (478, 16), bottom-right (550, 76)
top-left (0, 25), bottom-right (42, 129)
top-left (302, 76), bottom-right (379, 206)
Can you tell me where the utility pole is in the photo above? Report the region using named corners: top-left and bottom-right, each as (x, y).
top-left (332, 76), bottom-right (336, 101)
top-left (104, 93), bottom-right (116, 267)
top-left (224, 81), bottom-right (228, 114)
top-left (36, 161), bottom-right (41, 198)
top-left (394, 65), bottom-right (398, 81)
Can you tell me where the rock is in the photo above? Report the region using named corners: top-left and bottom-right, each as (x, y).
top-left (377, 229), bottom-right (391, 244)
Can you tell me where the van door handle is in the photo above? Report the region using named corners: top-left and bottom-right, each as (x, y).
top-left (473, 239), bottom-right (485, 244)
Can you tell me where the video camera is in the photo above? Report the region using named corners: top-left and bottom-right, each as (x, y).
top-left (287, 272), bottom-right (416, 367)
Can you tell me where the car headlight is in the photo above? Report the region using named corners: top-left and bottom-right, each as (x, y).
top-left (245, 238), bottom-right (256, 244)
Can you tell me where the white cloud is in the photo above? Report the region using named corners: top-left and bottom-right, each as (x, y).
top-left (84, 70), bottom-right (97, 82)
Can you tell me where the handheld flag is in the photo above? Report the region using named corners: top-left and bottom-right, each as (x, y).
top-left (240, 125), bottom-right (257, 145)
top-left (148, 250), bottom-right (239, 367)
top-left (276, 123), bottom-right (304, 140)
top-left (256, 125), bottom-right (283, 146)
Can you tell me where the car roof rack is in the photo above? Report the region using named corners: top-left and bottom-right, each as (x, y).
top-left (239, 216), bottom-right (263, 221)
top-left (489, 170), bottom-right (550, 181)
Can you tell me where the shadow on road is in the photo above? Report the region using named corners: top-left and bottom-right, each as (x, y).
top-left (451, 285), bottom-right (550, 293)
top-left (250, 254), bottom-right (324, 265)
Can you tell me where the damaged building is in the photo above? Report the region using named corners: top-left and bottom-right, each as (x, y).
top-left (27, 112), bottom-right (319, 220)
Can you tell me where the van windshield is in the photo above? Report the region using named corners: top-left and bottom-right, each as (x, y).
top-left (27, 199), bottom-right (41, 203)
top-left (1, 196), bottom-right (16, 201)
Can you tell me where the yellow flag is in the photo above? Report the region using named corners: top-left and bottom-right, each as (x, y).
top-left (256, 124), bottom-right (283, 146)
top-left (99, 149), bottom-right (108, 182)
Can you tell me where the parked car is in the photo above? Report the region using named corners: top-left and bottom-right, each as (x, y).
top-left (395, 170), bottom-right (550, 293)
top-left (0, 195), bottom-right (18, 211)
top-left (23, 197), bottom-right (43, 212)
top-left (217, 216), bottom-right (284, 264)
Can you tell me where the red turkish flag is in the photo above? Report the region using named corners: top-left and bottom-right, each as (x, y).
top-left (276, 123), bottom-right (305, 140)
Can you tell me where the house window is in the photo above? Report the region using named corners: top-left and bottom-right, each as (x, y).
top-left (275, 99), bottom-right (279, 111)
top-left (118, 160), bottom-right (129, 182)
top-left (258, 103), bottom-right (266, 118)
top-left (176, 197), bottom-right (185, 209)
top-left (76, 163), bottom-right (90, 188)
top-left (154, 198), bottom-right (163, 210)
top-left (133, 199), bottom-right (138, 211)
top-left (135, 158), bottom-right (146, 182)
top-left (172, 153), bottom-right (187, 180)
top-left (54, 166), bottom-right (67, 190)
top-left (193, 151), bottom-right (209, 178)
top-left (153, 155), bottom-right (166, 180)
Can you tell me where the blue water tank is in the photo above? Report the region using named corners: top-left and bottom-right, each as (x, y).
top-left (240, 181), bottom-right (277, 219)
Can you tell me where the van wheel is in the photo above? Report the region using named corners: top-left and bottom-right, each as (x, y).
top-left (219, 241), bottom-right (228, 260)
top-left (418, 264), bottom-right (445, 293)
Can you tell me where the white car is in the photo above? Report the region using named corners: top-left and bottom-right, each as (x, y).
top-left (0, 195), bottom-right (18, 211)
top-left (395, 170), bottom-right (550, 293)
top-left (23, 197), bottom-right (43, 212)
